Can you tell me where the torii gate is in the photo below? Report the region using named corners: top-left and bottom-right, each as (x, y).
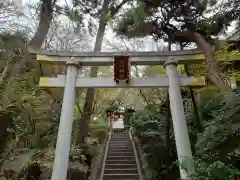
top-left (34, 49), bottom-right (206, 180)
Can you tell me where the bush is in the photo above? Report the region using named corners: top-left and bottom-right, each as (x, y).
top-left (191, 160), bottom-right (240, 180)
top-left (89, 123), bottom-right (109, 144)
top-left (195, 95), bottom-right (240, 164)
top-left (131, 104), bottom-right (179, 180)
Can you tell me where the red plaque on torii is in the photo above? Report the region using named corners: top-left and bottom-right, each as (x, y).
top-left (113, 56), bottom-right (130, 84)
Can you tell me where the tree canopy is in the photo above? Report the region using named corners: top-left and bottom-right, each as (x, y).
top-left (114, 0), bottom-right (240, 95)
top-left (115, 0), bottom-right (239, 43)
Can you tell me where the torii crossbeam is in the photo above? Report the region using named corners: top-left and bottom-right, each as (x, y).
top-left (39, 75), bottom-right (206, 88)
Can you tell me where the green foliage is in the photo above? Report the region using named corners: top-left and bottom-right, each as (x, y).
top-left (29, 136), bottom-right (53, 149)
top-left (69, 145), bottom-right (86, 162)
top-left (0, 51), bottom-right (58, 153)
top-left (65, 0), bottom-right (132, 36)
top-left (144, 65), bottom-right (166, 76)
top-left (114, 0), bottom-right (239, 45)
top-left (132, 103), bottom-right (179, 180)
top-left (89, 123), bottom-right (108, 144)
top-left (185, 43), bottom-right (240, 80)
top-left (216, 43), bottom-right (240, 61)
top-left (185, 89), bottom-right (240, 178)
top-left (191, 160), bottom-right (240, 180)
top-left (105, 99), bottom-right (123, 113)
top-left (197, 87), bottom-right (221, 106)
top-left (195, 95), bottom-right (240, 162)
top-left (132, 86), bottom-right (240, 179)
top-left (215, 43), bottom-right (240, 82)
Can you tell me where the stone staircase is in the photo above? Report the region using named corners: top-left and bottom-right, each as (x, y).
top-left (102, 130), bottom-right (141, 180)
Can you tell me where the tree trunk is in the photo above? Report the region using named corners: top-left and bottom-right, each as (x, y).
top-left (189, 31), bottom-right (232, 96)
top-left (184, 65), bottom-right (203, 131)
top-left (8, 0), bottom-right (55, 76)
top-left (28, 0), bottom-right (55, 50)
top-left (21, 0), bottom-right (55, 73)
top-left (179, 42), bottom-right (203, 132)
top-left (139, 89), bottom-right (151, 106)
top-left (165, 93), bottom-right (171, 178)
top-left (78, 0), bottom-right (109, 143)
top-left (0, 60), bottom-right (10, 84)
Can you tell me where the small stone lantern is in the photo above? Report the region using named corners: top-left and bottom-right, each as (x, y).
top-left (123, 108), bottom-right (135, 129)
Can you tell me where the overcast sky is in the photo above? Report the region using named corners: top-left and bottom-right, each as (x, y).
top-left (14, 0), bottom-right (73, 7)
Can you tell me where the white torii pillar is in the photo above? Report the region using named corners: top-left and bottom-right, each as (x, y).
top-left (164, 57), bottom-right (195, 179)
top-left (51, 59), bottom-right (79, 180)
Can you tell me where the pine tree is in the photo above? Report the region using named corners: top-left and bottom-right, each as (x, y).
top-left (114, 0), bottom-right (240, 96)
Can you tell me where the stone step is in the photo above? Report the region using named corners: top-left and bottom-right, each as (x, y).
top-left (111, 139), bottom-right (130, 141)
top-left (111, 137), bottom-right (131, 141)
top-left (111, 136), bottom-right (130, 139)
top-left (112, 130), bottom-right (129, 134)
top-left (109, 143), bottom-right (131, 145)
top-left (108, 146), bottom-right (134, 151)
top-left (104, 168), bottom-right (138, 174)
top-left (107, 156), bottom-right (135, 161)
top-left (101, 133), bottom-right (139, 180)
top-left (109, 145), bottom-right (133, 148)
top-left (110, 138), bottom-right (130, 141)
top-left (112, 129), bottom-right (129, 132)
top-left (108, 146), bottom-right (133, 150)
top-left (103, 174), bottom-right (139, 180)
top-left (105, 159), bottom-right (136, 164)
top-left (111, 133), bottom-right (129, 135)
top-left (105, 164), bottom-right (137, 169)
top-left (110, 142), bottom-right (131, 145)
top-left (111, 136), bottom-right (129, 138)
top-left (111, 134), bottom-right (129, 136)
top-left (111, 138), bottom-right (129, 141)
top-left (110, 140), bottom-right (130, 142)
top-left (109, 148), bottom-right (134, 153)
top-left (107, 152), bottom-right (134, 156)
top-left (109, 143), bottom-right (132, 147)
top-left (108, 148), bottom-right (133, 151)
top-left (110, 141), bottom-right (131, 143)
top-left (110, 139), bottom-right (129, 141)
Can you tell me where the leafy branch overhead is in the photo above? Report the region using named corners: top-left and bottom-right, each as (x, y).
top-left (64, 0), bottom-right (133, 35)
top-left (115, 0), bottom-right (239, 43)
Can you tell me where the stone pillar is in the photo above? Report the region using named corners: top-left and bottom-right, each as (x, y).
top-left (51, 59), bottom-right (79, 180)
top-left (163, 57), bottom-right (194, 179)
